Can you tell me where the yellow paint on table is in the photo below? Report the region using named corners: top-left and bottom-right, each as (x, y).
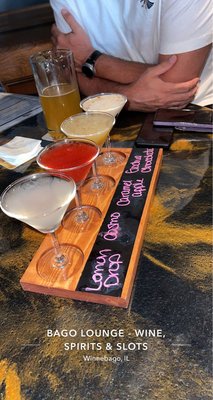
top-left (147, 195), bottom-right (212, 246)
top-left (0, 360), bottom-right (22, 400)
top-left (170, 139), bottom-right (194, 151)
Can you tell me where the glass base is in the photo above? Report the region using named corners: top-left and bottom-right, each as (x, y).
top-left (81, 175), bottom-right (115, 195)
top-left (37, 243), bottom-right (84, 282)
top-left (62, 205), bottom-right (102, 232)
top-left (97, 150), bottom-right (126, 167)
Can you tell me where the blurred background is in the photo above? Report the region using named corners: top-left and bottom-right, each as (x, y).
top-left (0, 0), bottom-right (48, 12)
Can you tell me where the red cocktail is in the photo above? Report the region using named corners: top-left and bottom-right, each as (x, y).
top-left (37, 139), bottom-right (99, 184)
top-left (37, 139), bottom-right (101, 231)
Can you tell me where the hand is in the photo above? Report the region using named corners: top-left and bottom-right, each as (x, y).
top-left (126, 56), bottom-right (200, 111)
top-left (51, 9), bottom-right (94, 69)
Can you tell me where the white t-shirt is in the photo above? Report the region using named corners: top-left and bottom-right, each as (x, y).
top-left (50, 0), bottom-right (213, 106)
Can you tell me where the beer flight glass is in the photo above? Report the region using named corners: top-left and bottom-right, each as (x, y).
top-left (60, 111), bottom-right (116, 194)
top-left (30, 49), bottom-right (82, 132)
top-left (0, 173), bottom-right (84, 281)
top-left (37, 138), bottom-right (102, 231)
top-left (80, 93), bottom-right (127, 166)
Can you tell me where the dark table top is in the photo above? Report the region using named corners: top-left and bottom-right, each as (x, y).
top-left (0, 109), bottom-right (212, 400)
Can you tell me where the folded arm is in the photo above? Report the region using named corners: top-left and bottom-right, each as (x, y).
top-left (125, 45), bottom-right (212, 111)
top-left (51, 10), bottom-right (147, 83)
top-left (51, 9), bottom-right (204, 111)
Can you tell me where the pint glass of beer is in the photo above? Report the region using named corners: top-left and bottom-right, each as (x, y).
top-left (30, 49), bottom-right (81, 131)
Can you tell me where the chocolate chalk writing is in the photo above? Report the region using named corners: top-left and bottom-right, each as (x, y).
top-left (125, 148), bottom-right (154, 175)
top-left (141, 148), bottom-right (154, 173)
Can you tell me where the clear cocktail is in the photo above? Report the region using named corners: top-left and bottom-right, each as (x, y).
top-left (0, 173), bottom-right (83, 281)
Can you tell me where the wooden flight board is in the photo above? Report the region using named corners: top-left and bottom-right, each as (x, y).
top-left (20, 147), bottom-right (163, 308)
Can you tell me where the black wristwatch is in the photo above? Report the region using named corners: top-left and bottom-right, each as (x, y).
top-left (82, 50), bottom-right (102, 78)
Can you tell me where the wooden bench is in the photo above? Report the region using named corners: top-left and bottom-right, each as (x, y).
top-left (0, 4), bottom-right (54, 95)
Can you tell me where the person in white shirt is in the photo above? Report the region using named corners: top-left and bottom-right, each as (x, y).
top-left (50, 0), bottom-right (212, 111)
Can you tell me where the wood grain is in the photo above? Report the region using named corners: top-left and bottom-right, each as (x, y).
top-left (20, 148), bottom-right (163, 307)
top-left (0, 5), bottom-right (53, 94)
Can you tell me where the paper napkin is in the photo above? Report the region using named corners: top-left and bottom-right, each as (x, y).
top-left (0, 136), bottom-right (42, 168)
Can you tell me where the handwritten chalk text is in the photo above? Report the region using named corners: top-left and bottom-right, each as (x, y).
top-left (104, 212), bottom-right (121, 241)
top-left (116, 178), bottom-right (146, 207)
top-left (125, 155), bottom-right (142, 174)
top-left (141, 148), bottom-right (154, 173)
top-left (85, 249), bottom-right (123, 292)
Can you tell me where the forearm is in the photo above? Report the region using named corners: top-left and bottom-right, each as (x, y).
top-left (77, 72), bottom-right (128, 96)
top-left (94, 54), bottom-right (151, 84)
top-left (77, 64), bottom-right (199, 113)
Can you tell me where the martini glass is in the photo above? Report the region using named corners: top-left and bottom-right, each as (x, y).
top-left (80, 93), bottom-right (127, 166)
top-left (60, 111), bottom-right (116, 194)
top-left (37, 138), bottom-right (102, 231)
top-left (0, 173), bottom-right (84, 282)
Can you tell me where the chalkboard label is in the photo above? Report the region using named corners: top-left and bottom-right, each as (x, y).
top-left (77, 147), bottom-right (159, 297)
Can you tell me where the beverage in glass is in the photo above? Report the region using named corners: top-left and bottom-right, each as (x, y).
top-left (61, 111), bottom-right (115, 147)
top-left (37, 139), bottom-right (102, 230)
top-left (80, 94), bottom-right (127, 165)
top-left (30, 49), bottom-right (81, 132)
top-left (60, 112), bottom-right (116, 193)
top-left (0, 173), bottom-right (83, 281)
top-left (37, 139), bottom-right (99, 183)
top-left (80, 93), bottom-right (127, 117)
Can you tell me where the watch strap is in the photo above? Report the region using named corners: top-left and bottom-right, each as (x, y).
top-left (85, 50), bottom-right (102, 65)
top-left (82, 50), bottom-right (102, 78)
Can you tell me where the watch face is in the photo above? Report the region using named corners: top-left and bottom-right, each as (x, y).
top-left (82, 63), bottom-right (94, 78)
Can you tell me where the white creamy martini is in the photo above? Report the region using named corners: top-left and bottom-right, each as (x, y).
top-left (80, 93), bottom-right (127, 117)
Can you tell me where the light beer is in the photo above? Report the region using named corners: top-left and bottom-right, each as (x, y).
top-left (40, 83), bottom-right (81, 131)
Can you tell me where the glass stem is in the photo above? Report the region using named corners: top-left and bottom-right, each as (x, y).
top-left (106, 135), bottom-right (111, 155)
top-left (91, 162), bottom-right (103, 189)
top-left (104, 135), bottom-right (115, 163)
top-left (92, 162), bottom-right (98, 178)
top-left (75, 187), bottom-right (89, 223)
top-left (50, 231), bottom-right (67, 268)
top-left (75, 187), bottom-right (82, 208)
